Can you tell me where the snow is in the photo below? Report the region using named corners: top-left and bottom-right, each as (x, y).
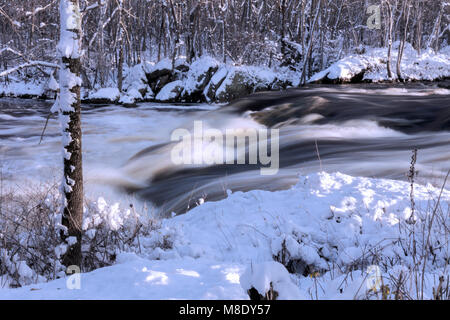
top-left (146, 58), bottom-right (172, 74)
top-left (118, 94), bottom-right (135, 105)
top-left (88, 87), bottom-right (120, 101)
top-left (182, 56), bottom-right (219, 95)
top-left (309, 43), bottom-right (450, 83)
top-left (156, 80), bottom-right (183, 101)
top-left (0, 255), bottom-right (247, 300)
top-left (122, 63), bottom-right (147, 96)
top-left (0, 80), bottom-right (45, 97)
top-left (47, 74), bottom-right (59, 91)
top-left (58, 0), bottom-right (81, 59)
top-left (1, 171), bottom-right (448, 299)
top-left (240, 261), bottom-right (305, 299)
top-left (83, 197), bottom-right (132, 232)
top-left (126, 88), bottom-right (143, 100)
top-left (17, 262), bottom-right (34, 279)
top-left (2, 43), bottom-right (448, 102)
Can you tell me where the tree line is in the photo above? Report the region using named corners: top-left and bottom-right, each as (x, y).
top-left (1, 0), bottom-right (449, 88)
top-left (0, 0), bottom-right (448, 275)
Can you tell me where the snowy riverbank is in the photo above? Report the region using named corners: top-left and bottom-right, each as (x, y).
top-left (1, 43), bottom-right (449, 105)
top-left (1, 172), bottom-right (448, 299)
top-left (309, 43), bottom-right (450, 84)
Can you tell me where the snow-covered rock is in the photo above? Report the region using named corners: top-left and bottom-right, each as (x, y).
top-left (88, 87), bottom-right (120, 103)
top-left (0, 79), bottom-right (45, 98)
top-left (241, 261), bottom-right (305, 299)
top-left (145, 58), bottom-right (173, 94)
top-left (309, 43), bottom-right (450, 83)
top-left (181, 56), bottom-right (219, 102)
top-left (174, 58), bottom-right (189, 73)
top-left (156, 80), bottom-right (184, 102)
top-left (122, 63), bottom-right (148, 99)
top-left (119, 94), bottom-right (136, 106)
top-left (215, 66), bottom-right (277, 102)
top-left (203, 65), bottom-right (229, 102)
top-left (146, 58), bottom-right (172, 76)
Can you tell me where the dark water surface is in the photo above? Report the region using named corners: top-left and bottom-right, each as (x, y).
top-left (1, 84), bottom-right (449, 216)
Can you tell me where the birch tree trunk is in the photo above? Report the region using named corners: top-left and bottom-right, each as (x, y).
top-left (412, 0), bottom-right (422, 54)
top-left (117, 0), bottom-right (124, 92)
top-left (52, 0), bottom-right (84, 269)
top-left (168, 0), bottom-right (180, 66)
top-left (396, 0), bottom-right (411, 82)
top-left (385, 0), bottom-right (394, 79)
top-left (186, 0), bottom-right (197, 63)
top-left (426, 2), bottom-right (444, 52)
top-left (300, 0), bottom-right (321, 85)
top-left (97, 0), bottom-right (107, 86)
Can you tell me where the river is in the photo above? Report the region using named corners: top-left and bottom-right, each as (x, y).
top-left (1, 84), bottom-right (449, 216)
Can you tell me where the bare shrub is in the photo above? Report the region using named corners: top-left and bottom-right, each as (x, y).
top-left (0, 178), bottom-right (169, 288)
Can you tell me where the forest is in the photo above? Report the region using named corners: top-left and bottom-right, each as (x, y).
top-left (1, 0), bottom-right (448, 90)
top-left (0, 0), bottom-right (449, 302)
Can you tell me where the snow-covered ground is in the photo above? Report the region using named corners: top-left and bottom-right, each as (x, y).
top-left (309, 43), bottom-right (450, 83)
top-left (1, 90), bottom-right (448, 299)
top-left (3, 43), bottom-right (448, 104)
top-left (1, 171), bottom-right (448, 299)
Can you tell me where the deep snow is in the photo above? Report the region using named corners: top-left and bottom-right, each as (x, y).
top-left (309, 43), bottom-right (450, 83)
top-left (3, 43), bottom-right (448, 103)
top-left (1, 171), bottom-right (448, 299)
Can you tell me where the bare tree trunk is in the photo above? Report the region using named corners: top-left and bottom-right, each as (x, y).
top-left (54, 0), bottom-right (84, 269)
top-left (168, 0), bottom-right (180, 67)
top-left (413, 0), bottom-right (423, 54)
top-left (186, 1), bottom-right (196, 63)
top-left (300, 0), bottom-right (321, 85)
top-left (427, 3), bottom-right (444, 52)
top-left (221, 0), bottom-right (226, 63)
top-left (97, 0), bottom-right (107, 86)
top-left (157, 4), bottom-right (164, 61)
top-left (300, 0), bottom-right (306, 57)
top-left (385, 0), bottom-right (394, 79)
top-left (118, 45), bottom-right (124, 91)
top-left (117, 0), bottom-right (124, 92)
top-left (280, 0), bottom-right (287, 61)
top-left (396, 0), bottom-right (411, 82)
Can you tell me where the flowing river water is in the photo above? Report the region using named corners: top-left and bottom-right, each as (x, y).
top-left (1, 84), bottom-right (449, 216)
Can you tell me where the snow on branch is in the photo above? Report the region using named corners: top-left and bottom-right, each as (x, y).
top-left (0, 61), bottom-right (59, 77)
top-left (25, 0), bottom-right (58, 17)
top-left (0, 47), bottom-right (24, 57)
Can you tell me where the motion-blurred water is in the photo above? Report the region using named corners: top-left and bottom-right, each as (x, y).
top-left (1, 84), bottom-right (449, 216)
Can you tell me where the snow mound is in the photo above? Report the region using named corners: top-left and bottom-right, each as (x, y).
top-left (1, 172), bottom-right (448, 299)
top-left (215, 65), bottom-right (278, 102)
top-left (146, 58), bottom-right (172, 74)
top-left (167, 172), bottom-right (449, 272)
top-left (0, 80), bottom-right (45, 97)
top-left (88, 87), bottom-right (120, 102)
top-left (181, 56), bottom-right (219, 100)
top-left (309, 43), bottom-right (450, 83)
top-left (156, 80), bottom-right (183, 102)
top-left (122, 63), bottom-right (148, 99)
top-left (240, 261), bottom-right (305, 299)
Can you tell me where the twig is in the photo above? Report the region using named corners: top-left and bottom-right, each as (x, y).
top-left (39, 113), bottom-right (52, 145)
top-left (315, 139), bottom-right (323, 171)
